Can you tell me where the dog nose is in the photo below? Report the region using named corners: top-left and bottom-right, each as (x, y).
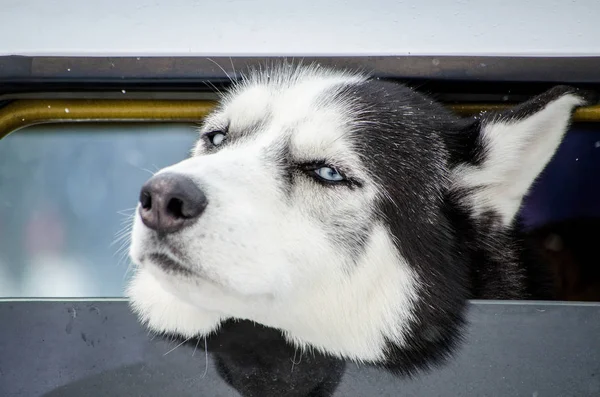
top-left (138, 173), bottom-right (207, 234)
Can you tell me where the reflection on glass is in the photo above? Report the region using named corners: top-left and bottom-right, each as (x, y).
top-left (0, 123), bottom-right (197, 297)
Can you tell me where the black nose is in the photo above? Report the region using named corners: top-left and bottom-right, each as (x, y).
top-left (138, 172), bottom-right (207, 234)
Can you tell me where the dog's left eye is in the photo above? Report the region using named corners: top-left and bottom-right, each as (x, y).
top-left (206, 131), bottom-right (226, 146)
top-left (314, 166), bottom-right (345, 182)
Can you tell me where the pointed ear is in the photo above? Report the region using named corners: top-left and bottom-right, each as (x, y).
top-left (452, 86), bottom-right (595, 226)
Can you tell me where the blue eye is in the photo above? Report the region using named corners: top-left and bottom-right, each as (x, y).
top-left (314, 166), bottom-right (344, 182)
top-left (207, 131), bottom-right (226, 146)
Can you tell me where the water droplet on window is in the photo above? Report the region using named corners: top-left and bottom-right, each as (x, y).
top-left (432, 58), bottom-right (440, 66)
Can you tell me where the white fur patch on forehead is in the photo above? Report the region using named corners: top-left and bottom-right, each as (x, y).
top-left (233, 63), bottom-right (366, 93)
top-left (199, 63), bottom-right (370, 172)
top-left (289, 106), bottom-right (356, 160)
top-left (216, 63), bottom-right (367, 131)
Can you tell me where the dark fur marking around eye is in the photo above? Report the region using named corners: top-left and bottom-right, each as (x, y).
top-left (202, 122), bottom-right (230, 150)
top-left (205, 130), bottom-right (227, 147)
top-left (266, 138), bottom-right (295, 197)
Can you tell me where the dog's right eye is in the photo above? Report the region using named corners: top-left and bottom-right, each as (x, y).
top-left (300, 162), bottom-right (362, 188)
top-left (205, 131), bottom-right (226, 147)
top-left (314, 166), bottom-right (344, 182)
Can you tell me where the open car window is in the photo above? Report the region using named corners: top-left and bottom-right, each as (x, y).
top-left (1, 0), bottom-right (600, 391)
top-left (0, 123), bottom-right (197, 297)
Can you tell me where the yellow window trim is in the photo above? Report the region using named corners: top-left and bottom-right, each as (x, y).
top-left (0, 99), bottom-right (217, 139)
top-left (1, 99), bottom-right (599, 140)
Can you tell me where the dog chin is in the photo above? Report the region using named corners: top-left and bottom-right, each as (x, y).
top-left (126, 265), bottom-right (224, 338)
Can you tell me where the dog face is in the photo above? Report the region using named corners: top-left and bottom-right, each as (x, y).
top-left (127, 64), bottom-right (589, 373)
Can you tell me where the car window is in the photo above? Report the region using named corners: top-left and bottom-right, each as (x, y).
top-left (0, 123), bottom-right (197, 297)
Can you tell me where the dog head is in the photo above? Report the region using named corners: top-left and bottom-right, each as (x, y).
top-left (127, 63), bottom-right (590, 374)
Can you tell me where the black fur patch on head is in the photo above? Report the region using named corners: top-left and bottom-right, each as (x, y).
top-left (326, 77), bottom-right (558, 375)
top-left (328, 79), bottom-right (473, 375)
top-left (443, 117), bottom-right (486, 167)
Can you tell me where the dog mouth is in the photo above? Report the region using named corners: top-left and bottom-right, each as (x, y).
top-left (145, 252), bottom-right (195, 277)
top-left (143, 250), bottom-right (228, 293)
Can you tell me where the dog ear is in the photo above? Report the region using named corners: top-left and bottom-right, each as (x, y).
top-left (451, 86), bottom-right (595, 227)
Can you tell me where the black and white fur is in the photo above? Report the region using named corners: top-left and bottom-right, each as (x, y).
top-left (127, 63), bottom-right (591, 375)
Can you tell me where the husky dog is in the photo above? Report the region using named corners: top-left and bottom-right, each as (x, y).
top-left (127, 64), bottom-right (591, 375)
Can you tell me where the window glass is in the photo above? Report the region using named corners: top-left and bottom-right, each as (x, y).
top-left (0, 123), bottom-right (197, 297)
top-left (1, 121), bottom-right (600, 301)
